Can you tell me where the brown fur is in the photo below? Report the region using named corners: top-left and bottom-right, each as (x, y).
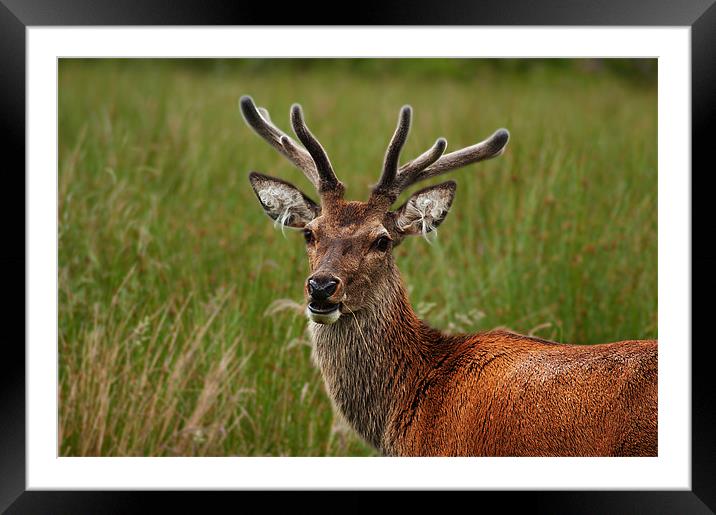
top-left (309, 255), bottom-right (657, 457)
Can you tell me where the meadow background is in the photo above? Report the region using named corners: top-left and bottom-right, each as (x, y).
top-left (58, 58), bottom-right (657, 457)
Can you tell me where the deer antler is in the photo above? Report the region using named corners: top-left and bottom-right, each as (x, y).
top-left (289, 104), bottom-right (343, 195)
top-left (240, 96), bottom-right (332, 194)
top-left (371, 105), bottom-right (510, 205)
top-left (398, 128), bottom-right (510, 188)
top-left (374, 105), bottom-right (412, 199)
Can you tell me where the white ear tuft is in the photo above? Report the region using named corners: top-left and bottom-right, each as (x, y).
top-left (394, 181), bottom-right (456, 239)
top-left (249, 172), bottom-right (320, 229)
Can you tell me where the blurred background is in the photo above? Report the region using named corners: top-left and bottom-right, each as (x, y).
top-left (58, 58), bottom-right (657, 457)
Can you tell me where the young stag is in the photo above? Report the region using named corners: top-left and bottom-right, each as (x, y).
top-left (240, 96), bottom-right (658, 457)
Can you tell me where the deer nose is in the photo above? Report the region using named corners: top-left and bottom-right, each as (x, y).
top-left (307, 276), bottom-right (339, 301)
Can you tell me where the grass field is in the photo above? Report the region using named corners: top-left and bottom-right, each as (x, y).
top-left (58, 59), bottom-right (657, 457)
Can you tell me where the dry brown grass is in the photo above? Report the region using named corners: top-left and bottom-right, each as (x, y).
top-left (59, 287), bottom-right (254, 456)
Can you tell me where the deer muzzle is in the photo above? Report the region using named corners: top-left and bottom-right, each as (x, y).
top-left (306, 275), bottom-right (343, 324)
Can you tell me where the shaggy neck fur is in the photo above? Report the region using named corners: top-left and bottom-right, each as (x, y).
top-left (308, 261), bottom-right (443, 455)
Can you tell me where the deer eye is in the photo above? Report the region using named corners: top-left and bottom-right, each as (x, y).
top-left (373, 235), bottom-right (391, 252)
top-left (303, 228), bottom-right (315, 244)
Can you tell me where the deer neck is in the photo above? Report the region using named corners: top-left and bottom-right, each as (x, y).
top-left (308, 265), bottom-right (433, 454)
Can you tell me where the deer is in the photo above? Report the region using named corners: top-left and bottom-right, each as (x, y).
top-left (239, 95), bottom-right (658, 457)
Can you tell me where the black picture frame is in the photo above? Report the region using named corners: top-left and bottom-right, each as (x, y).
top-left (3, 1), bottom-right (714, 512)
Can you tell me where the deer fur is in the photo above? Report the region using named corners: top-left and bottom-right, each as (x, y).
top-left (241, 96), bottom-right (658, 457)
top-left (311, 261), bottom-right (657, 456)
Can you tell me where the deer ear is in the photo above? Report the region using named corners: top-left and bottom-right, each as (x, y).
top-left (249, 172), bottom-right (320, 228)
top-left (393, 181), bottom-right (457, 237)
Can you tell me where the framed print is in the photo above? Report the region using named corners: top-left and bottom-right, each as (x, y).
top-left (4, 0), bottom-right (715, 512)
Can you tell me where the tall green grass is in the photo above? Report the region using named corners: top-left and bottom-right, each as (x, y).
top-left (58, 59), bottom-right (657, 456)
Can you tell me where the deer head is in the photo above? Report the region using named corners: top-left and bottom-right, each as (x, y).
top-left (241, 96), bottom-right (509, 325)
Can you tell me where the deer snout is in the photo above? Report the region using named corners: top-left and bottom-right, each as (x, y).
top-left (307, 275), bottom-right (340, 301)
top-left (305, 274), bottom-right (343, 325)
